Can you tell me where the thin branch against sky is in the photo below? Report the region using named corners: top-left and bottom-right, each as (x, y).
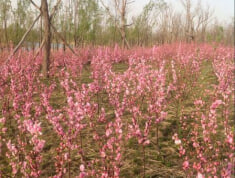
top-left (9, 0), bottom-right (235, 22)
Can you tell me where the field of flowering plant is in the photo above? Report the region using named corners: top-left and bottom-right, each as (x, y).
top-left (0, 43), bottom-right (234, 177)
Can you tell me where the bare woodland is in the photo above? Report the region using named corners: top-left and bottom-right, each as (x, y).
top-left (0, 0), bottom-right (234, 77)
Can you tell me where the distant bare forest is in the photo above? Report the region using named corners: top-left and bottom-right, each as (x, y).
top-left (0, 0), bottom-right (234, 51)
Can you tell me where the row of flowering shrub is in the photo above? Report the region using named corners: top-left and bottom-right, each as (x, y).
top-left (0, 43), bottom-right (234, 177)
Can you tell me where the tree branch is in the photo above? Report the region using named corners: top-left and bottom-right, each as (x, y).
top-left (50, 23), bottom-right (78, 56)
top-left (114, 0), bottom-right (122, 14)
top-left (5, 13), bottom-right (41, 64)
top-left (50, 0), bottom-right (62, 21)
top-left (100, 0), bottom-right (115, 19)
top-left (100, 0), bottom-right (130, 49)
top-left (32, 38), bottom-right (46, 62)
top-left (23, 37), bottom-right (46, 69)
top-left (29, 0), bottom-right (40, 10)
top-left (29, 0), bottom-right (61, 21)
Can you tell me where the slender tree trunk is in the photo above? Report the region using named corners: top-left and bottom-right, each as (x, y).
top-left (74, 0), bottom-right (78, 47)
top-left (4, 19), bottom-right (8, 48)
top-left (40, 16), bottom-right (43, 46)
top-left (121, 1), bottom-right (126, 48)
top-left (63, 35), bottom-right (66, 52)
top-left (41, 0), bottom-right (51, 78)
top-left (56, 38), bottom-right (59, 50)
top-left (0, 33), bottom-right (2, 52)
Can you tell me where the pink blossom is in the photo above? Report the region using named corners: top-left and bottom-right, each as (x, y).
top-left (196, 172), bottom-right (205, 178)
top-left (105, 129), bottom-right (112, 137)
top-left (80, 164), bottom-right (85, 172)
top-left (183, 160), bottom-right (189, 170)
top-left (0, 117), bottom-right (6, 124)
top-left (100, 151), bottom-right (106, 158)
top-left (175, 139), bottom-right (181, 145)
top-left (226, 134), bottom-right (233, 144)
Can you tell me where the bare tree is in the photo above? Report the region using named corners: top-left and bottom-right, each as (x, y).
top-left (41, 0), bottom-right (51, 78)
top-left (119, 0), bottom-right (128, 48)
top-left (180, 0), bottom-right (195, 42)
top-left (180, 0), bottom-right (214, 43)
top-left (27, 0), bottom-right (62, 77)
top-left (100, 0), bottom-right (133, 48)
top-left (74, 0), bottom-right (79, 47)
top-left (194, 1), bottom-right (214, 42)
top-left (0, 0), bottom-right (11, 48)
top-left (171, 12), bottom-right (183, 42)
top-left (4, 0), bottom-right (63, 75)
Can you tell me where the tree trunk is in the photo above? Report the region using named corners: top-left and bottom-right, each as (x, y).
top-left (41, 0), bottom-right (51, 78)
top-left (121, 1), bottom-right (126, 48)
top-left (4, 19), bottom-right (8, 48)
top-left (40, 16), bottom-right (43, 46)
top-left (74, 0), bottom-right (78, 47)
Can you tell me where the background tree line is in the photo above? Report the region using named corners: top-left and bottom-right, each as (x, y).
top-left (0, 0), bottom-right (234, 51)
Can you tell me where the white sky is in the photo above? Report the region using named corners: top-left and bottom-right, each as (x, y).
top-left (11, 0), bottom-right (234, 23)
top-left (131, 0), bottom-right (234, 23)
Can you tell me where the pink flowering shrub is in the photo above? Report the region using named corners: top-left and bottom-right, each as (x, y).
top-left (176, 99), bottom-right (234, 177)
top-left (0, 43), bottom-right (234, 177)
